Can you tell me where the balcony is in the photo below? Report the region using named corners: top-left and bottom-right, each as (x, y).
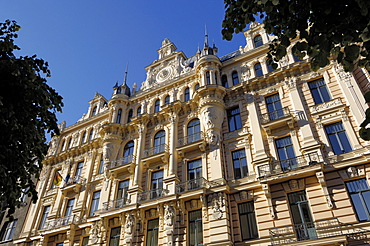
top-left (269, 218), bottom-right (343, 245)
top-left (108, 155), bottom-right (136, 174)
top-left (258, 152), bottom-right (321, 177)
top-left (177, 132), bottom-right (206, 156)
top-left (137, 188), bottom-right (169, 202)
top-left (61, 175), bottom-right (86, 194)
top-left (142, 144), bottom-right (169, 165)
top-left (101, 197), bottom-right (130, 213)
top-left (178, 132), bottom-right (203, 147)
top-left (42, 215), bottom-right (81, 231)
top-left (261, 107), bottom-right (295, 134)
top-left (176, 177), bottom-right (217, 194)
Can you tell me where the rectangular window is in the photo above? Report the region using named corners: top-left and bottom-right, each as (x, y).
top-left (65, 198), bottom-right (75, 217)
top-left (90, 191), bottom-right (101, 216)
top-left (232, 149), bottom-right (248, 179)
top-left (109, 227), bottom-right (121, 246)
top-left (265, 94), bottom-right (284, 121)
top-left (308, 79), bottom-right (331, 104)
top-left (238, 202), bottom-right (258, 240)
top-left (189, 210), bottom-right (203, 246)
top-left (56, 243), bottom-right (64, 246)
top-left (227, 107), bottom-right (242, 132)
top-left (82, 236), bottom-right (89, 246)
top-left (275, 136), bottom-right (297, 171)
top-left (39, 205), bottom-right (50, 229)
top-left (346, 179), bottom-right (370, 221)
top-left (325, 122), bottom-right (352, 154)
top-left (288, 191), bottom-right (316, 241)
top-left (188, 159), bottom-right (202, 189)
top-left (146, 219), bottom-right (159, 246)
top-left (1, 219), bottom-right (18, 241)
top-left (151, 170), bottom-right (163, 199)
top-left (75, 161), bottom-right (84, 182)
top-left (116, 180), bottom-right (129, 208)
top-left (98, 155), bottom-right (104, 174)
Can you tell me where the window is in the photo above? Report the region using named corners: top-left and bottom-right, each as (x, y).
top-left (253, 35), bottom-right (263, 48)
top-left (185, 87), bottom-right (190, 101)
top-left (293, 52), bottom-right (302, 62)
top-left (1, 219), bottom-right (17, 241)
top-left (187, 119), bottom-right (201, 143)
top-left (308, 79), bottom-right (331, 104)
top-left (146, 219), bottom-right (159, 246)
top-left (109, 227), bottom-right (121, 246)
top-left (265, 94), bottom-right (284, 121)
top-left (232, 149), bottom-right (248, 179)
top-left (346, 179), bottom-right (370, 221)
top-left (227, 107), bottom-right (242, 132)
top-left (275, 136), bottom-right (297, 171)
top-left (137, 106), bottom-right (142, 116)
top-left (116, 109), bottom-right (122, 123)
top-left (82, 237), bottom-right (89, 246)
top-left (288, 191), bottom-right (316, 241)
top-left (127, 109), bottom-right (133, 123)
top-left (56, 243), bottom-right (64, 246)
top-left (195, 83), bottom-right (200, 90)
top-left (238, 202), bottom-right (258, 240)
top-left (92, 106), bottom-right (97, 116)
top-left (221, 75), bottom-right (228, 88)
top-left (90, 191), bottom-right (101, 216)
top-left (116, 180), bottom-right (129, 208)
top-left (165, 95), bottom-right (170, 105)
top-left (60, 140), bottom-right (66, 152)
top-left (123, 141), bottom-right (135, 163)
top-left (65, 198), bottom-right (75, 217)
top-left (267, 61), bottom-right (275, 73)
top-left (75, 161), bottom-right (84, 183)
top-left (67, 138), bottom-right (72, 149)
top-left (254, 62), bottom-right (263, 77)
top-left (325, 122), bottom-right (352, 154)
top-left (189, 210), bottom-right (203, 246)
top-left (88, 129), bottom-right (94, 141)
top-left (154, 130), bottom-right (166, 154)
top-left (206, 71), bottom-right (211, 85)
top-left (188, 159), bottom-right (202, 189)
top-left (232, 71), bottom-right (239, 85)
top-left (39, 205), bottom-right (50, 229)
top-left (98, 154), bottom-right (104, 174)
top-left (81, 132), bottom-right (87, 144)
top-left (151, 170), bottom-right (164, 199)
top-left (154, 99), bottom-right (160, 113)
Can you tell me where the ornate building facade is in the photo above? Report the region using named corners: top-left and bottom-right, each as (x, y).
top-left (12, 23), bottom-right (370, 246)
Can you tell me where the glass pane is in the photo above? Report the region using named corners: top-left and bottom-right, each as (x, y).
top-left (351, 193), bottom-right (368, 221)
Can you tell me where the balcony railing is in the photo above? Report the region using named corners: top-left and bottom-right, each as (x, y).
top-left (101, 197), bottom-right (129, 212)
top-left (261, 107), bottom-right (291, 124)
top-left (176, 177), bottom-right (212, 193)
top-left (109, 155), bottom-right (136, 169)
top-left (62, 175), bottom-right (86, 187)
top-left (270, 218), bottom-right (342, 245)
top-left (178, 132), bottom-right (203, 147)
top-left (42, 215), bottom-right (80, 230)
top-left (143, 144), bottom-right (168, 158)
top-left (258, 152), bottom-right (320, 177)
top-left (138, 188), bottom-right (169, 202)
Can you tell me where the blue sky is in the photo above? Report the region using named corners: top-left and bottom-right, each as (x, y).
top-left (2, 1), bottom-right (246, 127)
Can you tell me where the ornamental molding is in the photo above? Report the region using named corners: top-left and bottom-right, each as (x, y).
top-left (309, 98), bottom-right (344, 115)
top-left (339, 165), bottom-right (365, 180)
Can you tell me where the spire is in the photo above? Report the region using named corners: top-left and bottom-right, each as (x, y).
top-left (123, 63), bottom-right (128, 86)
top-left (204, 25), bottom-right (209, 48)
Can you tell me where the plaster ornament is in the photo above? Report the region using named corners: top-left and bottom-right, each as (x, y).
top-left (89, 220), bottom-right (102, 244)
top-left (241, 66), bottom-right (251, 82)
top-left (156, 66), bottom-right (173, 83)
top-left (125, 214), bottom-right (135, 235)
top-left (164, 205), bottom-right (175, 227)
top-left (211, 193), bottom-right (225, 220)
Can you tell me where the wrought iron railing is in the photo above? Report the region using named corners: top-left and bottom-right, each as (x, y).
top-left (109, 155), bottom-right (136, 169)
top-left (175, 177), bottom-right (222, 193)
top-left (261, 107), bottom-right (291, 124)
top-left (138, 188), bottom-right (169, 202)
top-left (63, 175), bottom-right (86, 187)
top-left (101, 197), bottom-right (130, 212)
top-left (269, 218), bottom-right (342, 245)
top-left (42, 215), bottom-right (80, 230)
top-left (178, 132), bottom-right (203, 147)
top-left (143, 144), bottom-right (168, 158)
top-left (258, 152), bottom-right (320, 177)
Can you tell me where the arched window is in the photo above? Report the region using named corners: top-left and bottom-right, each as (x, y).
top-left (184, 87), bottom-right (190, 101)
top-left (91, 106), bottom-right (97, 116)
top-left (154, 99), bottom-right (160, 113)
top-left (123, 141), bottom-right (135, 163)
top-left (127, 109), bottom-right (133, 123)
top-left (195, 83), bottom-right (200, 90)
top-left (81, 132), bottom-right (87, 144)
top-left (221, 75), bottom-right (228, 88)
top-left (154, 130), bottom-right (166, 154)
top-left (187, 118), bottom-right (201, 143)
top-left (254, 63), bottom-right (263, 77)
top-left (89, 129), bottom-right (94, 141)
top-left (232, 71), bottom-right (239, 85)
top-left (116, 109), bottom-right (122, 123)
top-left (206, 71), bottom-right (211, 85)
top-left (253, 35), bottom-right (263, 48)
top-left (165, 95), bottom-right (170, 105)
top-left (137, 106), bottom-right (142, 116)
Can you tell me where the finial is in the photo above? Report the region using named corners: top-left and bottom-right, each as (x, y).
top-left (204, 25), bottom-right (209, 47)
top-left (123, 63), bottom-right (129, 86)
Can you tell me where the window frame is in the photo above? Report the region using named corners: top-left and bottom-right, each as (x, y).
top-left (238, 201), bottom-right (258, 240)
top-left (324, 122), bottom-right (352, 155)
top-left (1, 219), bottom-right (18, 242)
top-left (64, 198), bottom-right (75, 217)
top-left (146, 218), bottom-right (159, 246)
top-left (184, 87), bottom-right (190, 101)
top-left (89, 190), bottom-right (101, 217)
top-left (346, 178), bottom-right (370, 221)
top-left (232, 149), bottom-right (248, 179)
top-left (308, 78), bottom-right (331, 104)
top-left (116, 109), bottom-right (122, 124)
top-left (154, 99), bottom-right (160, 113)
top-left (109, 226), bottom-right (121, 246)
top-left (39, 205), bottom-right (51, 229)
top-left (253, 35), bottom-right (263, 48)
top-left (188, 209), bottom-right (203, 246)
top-left (232, 71), bottom-right (239, 85)
top-left (227, 107), bottom-right (242, 132)
top-left (254, 62), bottom-right (263, 77)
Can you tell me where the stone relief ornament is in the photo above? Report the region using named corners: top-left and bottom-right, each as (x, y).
top-left (125, 214), bottom-right (135, 235)
top-left (89, 220), bottom-right (102, 244)
top-left (164, 204), bottom-right (175, 227)
top-left (156, 66), bottom-right (173, 83)
top-left (211, 193), bottom-right (225, 220)
top-left (241, 64), bottom-right (251, 82)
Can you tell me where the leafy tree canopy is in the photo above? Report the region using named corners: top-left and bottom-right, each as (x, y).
top-left (222, 0), bottom-right (370, 72)
top-left (0, 20), bottom-right (63, 217)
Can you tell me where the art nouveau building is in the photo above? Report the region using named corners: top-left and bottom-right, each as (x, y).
top-left (13, 23), bottom-right (370, 246)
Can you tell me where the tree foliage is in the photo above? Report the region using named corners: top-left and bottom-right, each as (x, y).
top-left (222, 0), bottom-right (370, 72)
top-left (0, 20), bottom-right (63, 217)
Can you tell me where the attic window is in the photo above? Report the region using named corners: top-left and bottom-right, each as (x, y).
top-left (92, 106), bottom-right (97, 116)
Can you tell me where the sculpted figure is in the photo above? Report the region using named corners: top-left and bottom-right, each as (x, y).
top-left (125, 214), bottom-right (135, 235)
top-left (164, 205), bottom-right (175, 227)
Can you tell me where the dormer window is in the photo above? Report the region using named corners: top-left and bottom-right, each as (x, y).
top-left (92, 106), bottom-right (97, 116)
top-left (253, 35), bottom-right (263, 48)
